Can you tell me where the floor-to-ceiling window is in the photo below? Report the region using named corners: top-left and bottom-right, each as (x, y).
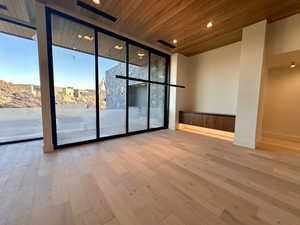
top-left (150, 54), bottom-right (166, 128)
top-left (98, 33), bottom-right (126, 137)
top-left (128, 44), bottom-right (149, 132)
top-left (0, 20), bottom-right (42, 144)
top-left (47, 9), bottom-right (169, 148)
top-left (51, 14), bottom-right (97, 145)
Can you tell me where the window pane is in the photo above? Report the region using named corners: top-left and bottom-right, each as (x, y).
top-left (51, 15), bottom-right (96, 145)
top-left (150, 84), bottom-right (165, 128)
top-left (128, 81), bottom-right (148, 132)
top-left (0, 21), bottom-right (42, 143)
top-left (129, 45), bottom-right (149, 80)
top-left (98, 33), bottom-right (126, 137)
top-left (151, 54), bottom-right (166, 82)
top-left (128, 44), bottom-right (149, 132)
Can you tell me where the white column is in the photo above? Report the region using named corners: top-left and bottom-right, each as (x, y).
top-left (169, 54), bottom-right (178, 130)
top-left (234, 20), bottom-right (267, 149)
top-left (35, 2), bottom-right (54, 153)
top-left (168, 53), bottom-right (189, 130)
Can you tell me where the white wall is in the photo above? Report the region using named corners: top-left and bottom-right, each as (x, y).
top-left (268, 13), bottom-right (300, 55)
top-left (260, 13), bottom-right (300, 143)
top-left (187, 42), bottom-right (241, 114)
top-left (262, 67), bottom-right (300, 142)
top-left (234, 20), bottom-right (267, 149)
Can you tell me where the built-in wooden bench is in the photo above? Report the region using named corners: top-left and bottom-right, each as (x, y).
top-left (179, 111), bottom-right (236, 132)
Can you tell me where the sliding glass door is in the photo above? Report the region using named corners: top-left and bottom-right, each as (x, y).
top-left (128, 44), bottom-right (149, 132)
top-left (51, 14), bottom-right (97, 145)
top-left (98, 33), bottom-right (126, 137)
top-left (150, 54), bottom-right (167, 128)
top-left (47, 9), bottom-right (169, 148)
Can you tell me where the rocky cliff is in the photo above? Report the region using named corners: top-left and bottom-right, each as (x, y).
top-left (0, 80), bottom-right (41, 108)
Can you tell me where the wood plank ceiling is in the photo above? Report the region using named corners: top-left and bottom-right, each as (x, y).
top-left (2, 0), bottom-right (300, 56)
top-left (40, 0), bottom-right (300, 56)
top-left (0, 0), bottom-right (35, 24)
top-left (0, 0), bottom-right (36, 39)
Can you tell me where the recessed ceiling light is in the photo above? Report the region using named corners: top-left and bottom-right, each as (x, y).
top-left (114, 45), bottom-right (123, 50)
top-left (93, 0), bottom-right (100, 4)
top-left (78, 34), bottom-right (82, 38)
top-left (207, 22), bottom-right (213, 28)
top-left (83, 35), bottom-right (94, 41)
top-left (173, 39), bottom-right (177, 44)
top-left (290, 62), bottom-right (296, 68)
top-left (137, 53), bottom-right (145, 57)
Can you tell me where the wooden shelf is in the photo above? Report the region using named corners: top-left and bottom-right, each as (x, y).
top-left (179, 111), bottom-right (236, 132)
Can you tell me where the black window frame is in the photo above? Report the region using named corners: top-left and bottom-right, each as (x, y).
top-left (45, 7), bottom-right (170, 149)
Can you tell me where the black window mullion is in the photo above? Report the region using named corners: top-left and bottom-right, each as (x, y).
top-left (125, 42), bottom-right (129, 134)
top-left (115, 75), bottom-right (184, 88)
top-left (95, 31), bottom-right (100, 139)
top-left (45, 11), bottom-right (58, 148)
top-left (164, 55), bottom-right (170, 128)
top-left (147, 51), bottom-right (151, 130)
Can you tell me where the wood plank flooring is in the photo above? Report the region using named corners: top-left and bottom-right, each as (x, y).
top-left (0, 130), bottom-right (300, 225)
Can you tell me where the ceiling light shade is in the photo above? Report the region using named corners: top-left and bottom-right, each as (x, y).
top-left (207, 22), bottom-right (213, 28)
top-left (137, 53), bottom-right (145, 57)
top-left (290, 62), bottom-right (296, 68)
top-left (173, 39), bottom-right (177, 44)
top-left (114, 45), bottom-right (123, 50)
top-left (93, 0), bottom-right (100, 4)
top-left (83, 35), bottom-right (94, 41)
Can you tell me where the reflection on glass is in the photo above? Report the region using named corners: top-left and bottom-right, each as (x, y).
top-left (150, 84), bottom-right (165, 128)
top-left (98, 33), bottom-right (126, 137)
top-left (0, 21), bottom-right (42, 143)
top-left (51, 15), bottom-right (96, 145)
top-left (128, 44), bottom-right (149, 132)
top-left (128, 81), bottom-right (148, 131)
top-left (151, 54), bottom-right (166, 82)
top-left (129, 44), bottom-right (149, 80)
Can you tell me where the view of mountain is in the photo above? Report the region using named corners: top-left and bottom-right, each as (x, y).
top-left (0, 80), bottom-right (41, 108)
top-left (0, 79), bottom-right (107, 109)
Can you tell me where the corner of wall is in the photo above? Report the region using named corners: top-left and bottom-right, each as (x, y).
top-left (168, 53), bottom-right (189, 130)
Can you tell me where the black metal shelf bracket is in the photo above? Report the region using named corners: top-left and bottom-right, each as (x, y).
top-left (115, 75), bottom-right (185, 88)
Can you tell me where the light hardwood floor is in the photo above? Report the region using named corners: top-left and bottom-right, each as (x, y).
top-left (1, 130), bottom-right (300, 225)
